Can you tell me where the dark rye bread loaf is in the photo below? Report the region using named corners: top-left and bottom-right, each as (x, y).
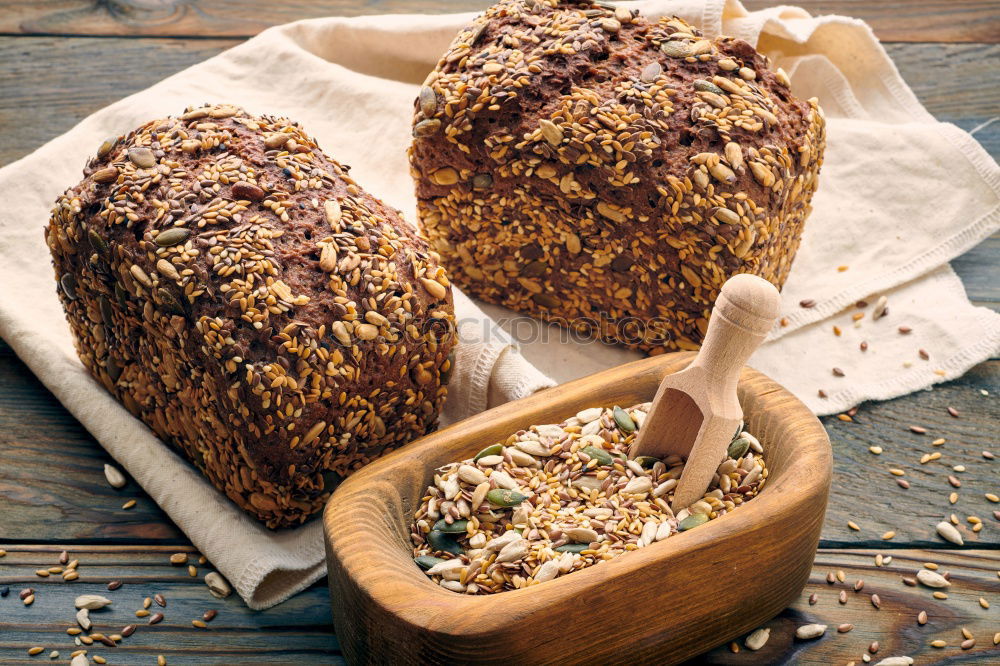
top-left (409, 0), bottom-right (825, 353)
top-left (46, 104), bottom-right (456, 528)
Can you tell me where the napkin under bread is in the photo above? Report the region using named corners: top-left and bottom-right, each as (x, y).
top-left (0, 0), bottom-right (996, 609)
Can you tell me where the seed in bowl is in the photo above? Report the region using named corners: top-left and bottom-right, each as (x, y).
top-left (409, 403), bottom-right (768, 594)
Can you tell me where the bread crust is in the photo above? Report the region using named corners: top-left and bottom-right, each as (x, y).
top-left (47, 105), bottom-right (456, 528)
top-left (410, 0), bottom-right (825, 352)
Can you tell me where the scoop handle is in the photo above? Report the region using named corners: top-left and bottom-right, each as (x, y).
top-left (689, 274), bottom-right (781, 403)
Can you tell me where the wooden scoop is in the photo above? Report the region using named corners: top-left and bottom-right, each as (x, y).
top-left (629, 273), bottom-right (781, 512)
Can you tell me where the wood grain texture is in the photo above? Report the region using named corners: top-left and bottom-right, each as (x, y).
top-left (696, 548), bottom-right (1000, 664)
top-left (0, 0), bottom-right (996, 42)
top-left (0, 545), bottom-right (342, 664)
top-left (818, 361), bottom-right (1000, 549)
top-left (325, 352), bottom-right (832, 664)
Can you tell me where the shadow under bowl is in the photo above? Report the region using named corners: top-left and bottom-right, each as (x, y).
top-left (324, 352), bottom-right (832, 664)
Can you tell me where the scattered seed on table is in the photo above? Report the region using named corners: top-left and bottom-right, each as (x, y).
top-left (28, 647), bottom-right (44, 656)
top-left (833, 325), bottom-right (842, 336)
top-left (902, 576), bottom-right (917, 586)
top-left (93, 657), bottom-right (107, 665)
top-left (66, 628), bottom-right (81, 636)
top-left (192, 619), bottom-right (207, 628)
top-left (35, 569), bottom-right (50, 578)
top-left (121, 500), bottom-right (136, 510)
top-left (19, 588), bottom-right (33, 600)
top-left (980, 597), bottom-right (989, 609)
top-left (63, 571), bottom-right (79, 582)
top-left (949, 492), bottom-right (958, 504)
top-left (855, 579), bottom-right (865, 591)
top-left (871, 594), bottom-right (881, 609)
top-left (974, 523), bottom-right (984, 532)
top-left (188, 565), bottom-right (197, 577)
top-left (917, 569), bottom-right (950, 588)
top-left (962, 627), bottom-right (973, 640)
top-left (918, 349), bottom-right (929, 360)
top-left (923, 562), bottom-right (938, 570)
top-left (808, 593), bottom-right (818, 605)
top-left (837, 570), bottom-right (846, 582)
top-left (158, 657), bottom-right (167, 666)
top-left (917, 610), bottom-right (927, 625)
top-left (49, 651), bottom-right (59, 660)
top-left (59, 550), bottom-right (68, 564)
top-left (832, 367), bottom-right (845, 377)
top-left (930, 640), bottom-right (946, 648)
top-left (952, 465), bottom-right (965, 472)
top-left (839, 590), bottom-right (848, 604)
top-left (994, 632), bottom-right (1000, 645)
top-left (827, 572), bottom-right (836, 584)
top-left (121, 625), bottom-right (136, 637)
top-left (135, 610), bottom-right (150, 618)
top-left (933, 591), bottom-right (948, 600)
top-left (869, 446), bottom-right (882, 455)
top-left (860, 341), bottom-right (869, 351)
top-left (203, 609), bottom-right (217, 622)
top-left (897, 479), bottom-right (910, 489)
top-left (875, 554), bottom-right (884, 566)
top-left (796, 624), bottom-right (827, 639)
top-left (984, 451), bottom-right (995, 459)
top-left (107, 581), bottom-right (122, 591)
top-left (149, 613), bottom-right (164, 625)
top-left (153, 594), bottom-right (166, 607)
top-left (869, 641), bottom-right (879, 653)
top-left (169, 553), bottom-right (187, 565)
top-left (909, 425), bottom-right (926, 434)
top-left (932, 438), bottom-right (946, 446)
top-left (24, 594), bottom-right (35, 605)
top-left (848, 520), bottom-right (861, 530)
top-left (986, 493), bottom-right (1000, 503)
top-left (961, 638), bottom-right (975, 649)
top-left (745, 627), bottom-right (770, 650)
top-left (838, 623), bottom-right (853, 633)
top-left (899, 326), bottom-right (912, 334)
top-left (838, 413), bottom-right (853, 422)
top-left (889, 469), bottom-right (905, 477)
top-left (800, 299), bottom-right (816, 308)
top-left (936, 521), bottom-right (964, 545)
top-left (948, 475), bottom-right (961, 488)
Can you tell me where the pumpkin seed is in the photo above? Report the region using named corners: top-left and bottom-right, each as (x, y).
top-left (427, 530), bottom-right (462, 555)
top-left (693, 79), bottom-right (725, 95)
top-left (413, 119), bottom-right (441, 138)
top-left (88, 229), bottom-right (108, 255)
top-left (728, 437), bottom-right (750, 459)
top-left (419, 86), bottom-right (437, 116)
top-left (613, 406), bottom-right (636, 433)
top-left (75, 594), bottom-right (112, 610)
top-left (474, 444), bottom-right (502, 461)
top-left (97, 136), bottom-right (117, 159)
top-left (414, 556), bottom-right (446, 571)
top-left (486, 488), bottom-right (527, 507)
top-left (554, 543), bottom-right (589, 554)
top-left (660, 40), bottom-right (691, 57)
top-left (60, 273), bottom-right (78, 300)
top-left (640, 62), bottom-right (661, 83)
top-left (433, 519), bottom-right (468, 534)
top-left (634, 456), bottom-right (660, 468)
top-left (127, 147), bottom-right (156, 168)
top-left (581, 445), bottom-right (613, 466)
top-left (154, 227), bottom-right (190, 247)
top-left (678, 513), bottom-right (708, 531)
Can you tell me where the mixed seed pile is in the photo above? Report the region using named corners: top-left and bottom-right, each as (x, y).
top-left (410, 402), bottom-right (767, 593)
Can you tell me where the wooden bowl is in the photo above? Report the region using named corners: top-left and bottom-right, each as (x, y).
top-left (323, 352), bottom-right (831, 664)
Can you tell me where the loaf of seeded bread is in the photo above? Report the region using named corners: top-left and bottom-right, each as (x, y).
top-left (410, 0), bottom-right (825, 353)
top-left (46, 105), bottom-right (456, 528)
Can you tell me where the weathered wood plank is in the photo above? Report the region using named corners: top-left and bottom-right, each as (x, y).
top-left (0, 38), bottom-right (996, 168)
top-left (0, 36), bottom-right (237, 168)
top-left (1, 545), bottom-right (996, 663)
top-left (952, 234), bottom-right (1000, 310)
top-left (698, 548), bottom-right (1000, 664)
top-left (2, 336), bottom-right (998, 547)
top-left (818, 360), bottom-right (1000, 549)
top-left (0, 0), bottom-right (995, 43)
top-left (0, 545), bottom-right (341, 663)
